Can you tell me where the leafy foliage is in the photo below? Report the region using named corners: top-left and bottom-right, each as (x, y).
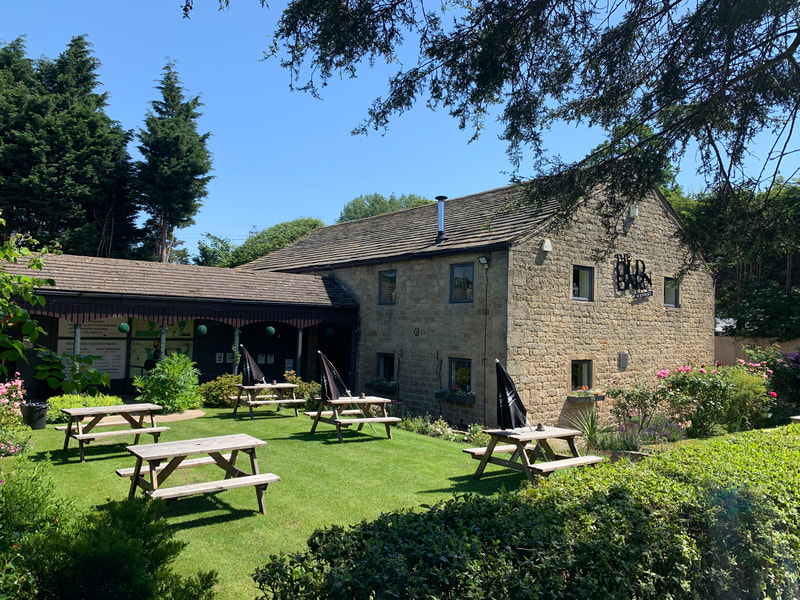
top-left (33, 351), bottom-right (111, 396)
top-left (135, 62), bottom-right (212, 263)
top-left (0, 215), bottom-right (53, 376)
top-left (254, 426), bottom-right (800, 599)
top-left (197, 372), bottom-right (241, 408)
top-left (133, 353), bottom-right (201, 413)
top-left (221, 218), bottom-right (324, 267)
top-left (336, 193), bottom-right (431, 223)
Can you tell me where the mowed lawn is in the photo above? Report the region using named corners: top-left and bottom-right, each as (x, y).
top-left (21, 407), bottom-right (525, 600)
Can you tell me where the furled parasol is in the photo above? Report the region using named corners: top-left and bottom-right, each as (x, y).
top-left (239, 344), bottom-right (266, 387)
top-left (496, 359), bottom-right (529, 430)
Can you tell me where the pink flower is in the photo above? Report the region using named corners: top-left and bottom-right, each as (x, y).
top-left (657, 369), bottom-right (669, 379)
top-left (770, 391), bottom-right (777, 398)
top-left (699, 368), bottom-right (707, 374)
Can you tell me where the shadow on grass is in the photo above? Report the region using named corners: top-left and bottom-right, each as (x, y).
top-left (285, 429), bottom-right (394, 445)
top-left (27, 443), bottom-right (131, 465)
top-left (95, 494), bottom-right (259, 530)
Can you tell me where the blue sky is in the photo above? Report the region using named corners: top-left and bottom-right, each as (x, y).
top-left (2, 1), bottom-right (770, 257)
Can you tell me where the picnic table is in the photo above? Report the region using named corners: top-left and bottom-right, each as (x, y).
top-left (118, 433), bottom-right (280, 515)
top-left (231, 382), bottom-right (305, 419)
top-left (463, 425), bottom-right (604, 483)
top-left (59, 403), bottom-right (170, 462)
top-left (305, 394), bottom-right (401, 443)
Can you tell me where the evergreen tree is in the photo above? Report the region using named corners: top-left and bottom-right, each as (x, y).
top-left (136, 62), bottom-right (213, 263)
top-left (0, 36), bottom-right (139, 256)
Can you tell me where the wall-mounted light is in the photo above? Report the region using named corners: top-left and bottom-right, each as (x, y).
top-left (478, 256), bottom-right (491, 268)
top-left (628, 205), bottom-right (639, 219)
top-left (541, 238), bottom-right (553, 252)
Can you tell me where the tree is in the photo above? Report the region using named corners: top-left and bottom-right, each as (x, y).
top-left (136, 62), bottom-right (213, 263)
top-left (193, 233), bottom-right (233, 267)
top-left (222, 218), bottom-right (324, 267)
top-left (190, 0), bottom-right (798, 254)
top-left (336, 193), bottom-right (432, 223)
top-left (0, 36), bottom-right (140, 257)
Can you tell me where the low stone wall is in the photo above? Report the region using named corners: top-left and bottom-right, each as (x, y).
top-left (714, 337), bottom-right (800, 366)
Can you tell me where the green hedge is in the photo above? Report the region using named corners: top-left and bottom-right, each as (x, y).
top-left (254, 426), bottom-right (800, 599)
top-left (46, 394), bottom-right (124, 424)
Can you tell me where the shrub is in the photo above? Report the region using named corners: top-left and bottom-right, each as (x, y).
top-left (253, 426), bottom-right (800, 599)
top-left (464, 422), bottom-right (491, 446)
top-left (46, 394), bottom-right (123, 424)
top-left (0, 404), bottom-right (30, 458)
top-left (283, 370), bottom-right (321, 405)
top-left (197, 373), bottom-right (241, 408)
top-left (605, 381), bottom-right (668, 448)
top-left (664, 366), bottom-right (732, 437)
top-left (133, 353), bottom-right (201, 414)
top-left (33, 350), bottom-right (110, 396)
top-left (720, 366), bottom-right (771, 431)
top-left (0, 457), bottom-right (217, 600)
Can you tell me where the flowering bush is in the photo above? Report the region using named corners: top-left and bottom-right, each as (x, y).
top-left (0, 374), bottom-right (31, 457)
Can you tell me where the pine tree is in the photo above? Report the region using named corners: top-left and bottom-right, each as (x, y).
top-left (136, 63), bottom-right (213, 263)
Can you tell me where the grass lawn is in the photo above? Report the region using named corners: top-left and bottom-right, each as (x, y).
top-left (18, 407), bottom-right (526, 600)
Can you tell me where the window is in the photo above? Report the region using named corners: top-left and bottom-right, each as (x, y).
top-left (450, 263), bottom-right (474, 303)
top-left (449, 358), bottom-right (472, 392)
top-left (379, 270), bottom-right (396, 304)
top-left (664, 278), bottom-right (680, 307)
top-left (572, 266), bottom-right (593, 301)
top-left (571, 360), bottom-right (592, 391)
top-left (377, 353), bottom-right (395, 382)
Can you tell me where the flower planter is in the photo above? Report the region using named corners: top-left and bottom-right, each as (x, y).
top-left (567, 394), bottom-right (605, 403)
top-left (435, 391), bottom-right (476, 404)
top-left (365, 382), bottom-right (397, 393)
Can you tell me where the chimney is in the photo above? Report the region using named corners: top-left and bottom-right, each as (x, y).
top-left (435, 195), bottom-right (448, 243)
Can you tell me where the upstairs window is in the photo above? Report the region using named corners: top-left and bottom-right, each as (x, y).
top-left (450, 263), bottom-right (474, 303)
top-left (572, 266), bottom-right (594, 301)
top-left (664, 278), bottom-right (680, 307)
top-left (379, 270), bottom-right (396, 304)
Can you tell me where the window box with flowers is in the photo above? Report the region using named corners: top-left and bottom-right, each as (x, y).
top-left (434, 387), bottom-right (476, 404)
top-left (567, 387), bottom-right (605, 403)
top-left (364, 377), bottom-right (397, 394)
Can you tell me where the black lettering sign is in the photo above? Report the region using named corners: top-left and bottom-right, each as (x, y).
top-left (615, 254), bottom-right (653, 295)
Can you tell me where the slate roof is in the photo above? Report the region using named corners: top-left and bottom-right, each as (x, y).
top-left (7, 254), bottom-right (357, 308)
top-left (242, 185), bottom-right (558, 272)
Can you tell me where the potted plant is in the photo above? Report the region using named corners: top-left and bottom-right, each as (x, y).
top-left (567, 386), bottom-right (605, 403)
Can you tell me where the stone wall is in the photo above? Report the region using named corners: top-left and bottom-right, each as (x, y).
top-left (506, 191), bottom-right (715, 427)
top-left (329, 252), bottom-right (510, 427)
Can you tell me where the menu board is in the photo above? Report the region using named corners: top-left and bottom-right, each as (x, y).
top-left (56, 339), bottom-right (128, 379)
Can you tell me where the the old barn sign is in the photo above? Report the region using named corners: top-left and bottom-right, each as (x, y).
top-left (615, 253), bottom-right (653, 298)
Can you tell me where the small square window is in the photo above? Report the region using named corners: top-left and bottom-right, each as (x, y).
top-left (379, 270), bottom-right (396, 304)
top-left (572, 266), bottom-right (593, 301)
top-left (571, 360), bottom-right (592, 391)
top-left (377, 353), bottom-right (395, 381)
top-left (450, 263), bottom-right (474, 303)
top-left (449, 358), bottom-right (472, 393)
top-left (664, 278), bottom-right (679, 307)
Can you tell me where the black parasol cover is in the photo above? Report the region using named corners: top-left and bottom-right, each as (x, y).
top-left (318, 351), bottom-right (350, 400)
top-left (239, 345), bottom-right (266, 386)
top-left (496, 359), bottom-right (529, 430)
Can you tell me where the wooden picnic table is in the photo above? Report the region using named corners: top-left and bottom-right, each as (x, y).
top-left (231, 382), bottom-right (304, 419)
top-left (306, 394), bottom-right (401, 443)
top-left (464, 425), bottom-right (604, 483)
top-left (59, 403), bottom-right (170, 462)
top-left (119, 433), bottom-right (280, 515)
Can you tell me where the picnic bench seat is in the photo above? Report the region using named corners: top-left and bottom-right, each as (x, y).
top-left (463, 444), bottom-right (533, 458)
top-left (55, 421), bottom-right (122, 431)
top-left (528, 454), bottom-right (605, 475)
top-left (149, 473), bottom-right (281, 511)
top-left (305, 409), bottom-right (368, 419)
top-left (230, 392), bottom-right (306, 418)
top-left (115, 453), bottom-right (233, 478)
top-left (72, 426), bottom-right (171, 442)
